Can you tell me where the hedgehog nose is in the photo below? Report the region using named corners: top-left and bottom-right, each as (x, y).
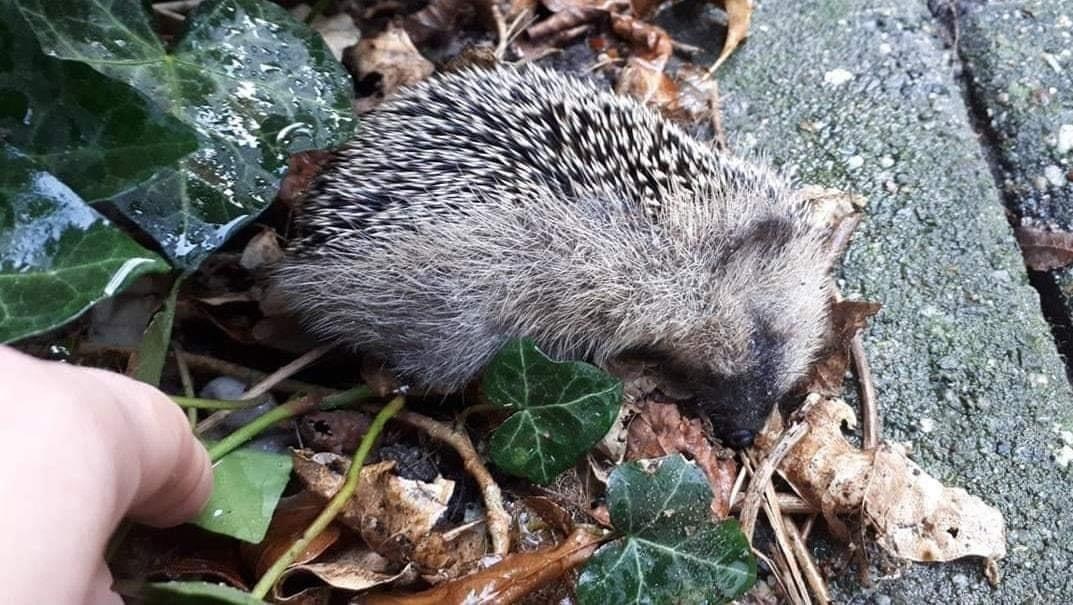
top-left (726, 429), bottom-right (755, 449)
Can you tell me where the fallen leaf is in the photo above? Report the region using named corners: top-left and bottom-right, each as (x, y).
top-left (297, 411), bottom-right (372, 455)
top-left (240, 228), bottom-right (284, 271)
top-left (292, 454), bottom-right (454, 563)
top-left (362, 528), bottom-right (604, 605)
top-left (754, 397), bottom-right (1007, 563)
top-left (278, 150), bottom-right (334, 207)
top-left (1015, 225), bottom-right (1073, 271)
top-left (625, 401), bottom-right (737, 518)
top-left (799, 184), bottom-right (867, 230)
top-left (276, 547), bottom-right (413, 595)
top-left (864, 442), bottom-right (1007, 563)
top-left (240, 491), bottom-right (342, 578)
top-left (352, 24), bottom-right (434, 113)
top-left (611, 15), bottom-right (677, 110)
top-left (403, 0), bottom-right (473, 45)
top-left (412, 524), bottom-right (488, 583)
top-left (805, 299), bottom-right (881, 396)
top-left (710, 0), bottom-right (753, 73)
top-left (311, 13), bottom-right (362, 61)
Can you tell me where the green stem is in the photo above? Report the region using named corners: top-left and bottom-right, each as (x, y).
top-left (172, 396), bottom-right (261, 410)
top-left (250, 396), bottom-right (405, 599)
top-left (205, 385), bottom-right (373, 462)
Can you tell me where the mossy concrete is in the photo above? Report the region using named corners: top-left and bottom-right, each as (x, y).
top-left (701, 0), bottom-right (1073, 601)
top-left (953, 0), bottom-right (1073, 339)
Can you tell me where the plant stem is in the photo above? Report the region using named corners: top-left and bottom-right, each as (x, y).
top-left (250, 396), bottom-right (405, 599)
top-left (205, 385), bottom-right (373, 462)
top-left (172, 396), bottom-right (260, 410)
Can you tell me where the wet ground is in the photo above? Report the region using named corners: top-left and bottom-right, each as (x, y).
top-left (676, 0), bottom-right (1073, 601)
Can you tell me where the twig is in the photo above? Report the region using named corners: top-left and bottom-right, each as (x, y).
top-left (174, 343), bottom-right (197, 427)
top-left (731, 492), bottom-right (816, 515)
top-left (747, 456), bottom-right (810, 605)
top-left (784, 516), bottom-right (830, 604)
top-left (245, 345), bottom-right (332, 400)
top-left (78, 344), bottom-right (335, 397)
top-left (196, 345), bottom-right (333, 434)
top-left (251, 396), bottom-right (405, 599)
top-left (205, 385), bottom-right (372, 462)
top-left (740, 421), bottom-right (810, 541)
top-left (800, 514), bottom-right (817, 542)
top-left (851, 334), bottom-right (879, 449)
top-left (375, 408), bottom-right (512, 555)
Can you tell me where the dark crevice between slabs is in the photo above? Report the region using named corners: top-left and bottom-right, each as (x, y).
top-left (928, 0), bottom-right (1073, 385)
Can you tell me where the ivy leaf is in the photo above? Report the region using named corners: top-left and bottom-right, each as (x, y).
top-left (0, 5), bottom-right (198, 202)
top-left (0, 146), bottom-right (169, 343)
top-left (17, 0), bottom-right (355, 269)
top-left (482, 338), bottom-right (622, 484)
top-left (191, 447), bottom-right (292, 543)
top-left (122, 581), bottom-right (265, 604)
top-left (576, 455), bottom-right (756, 605)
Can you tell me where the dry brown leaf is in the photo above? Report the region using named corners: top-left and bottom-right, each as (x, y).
top-left (611, 15), bottom-right (678, 111)
top-left (292, 453), bottom-right (454, 563)
top-left (351, 24), bottom-right (434, 113)
top-left (297, 411), bottom-right (372, 455)
top-left (864, 443), bottom-right (1006, 563)
top-left (404, 0), bottom-right (473, 44)
top-left (239, 228), bottom-right (284, 271)
top-left (308, 12), bottom-right (362, 60)
top-left (278, 149), bottom-right (334, 207)
top-left (241, 491), bottom-right (342, 578)
top-left (1015, 225), bottom-right (1073, 271)
top-left (625, 401), bottom-right (737, 518)
top-left (805, 299), bottom-right (882, 396)
top-left (799, 184), bottom-right (867, 230)
top-left (412, 523), bottom-right (488, 583)
top-left (277, 547), bottom-right (414, 595)
top-left (361, 528), bottom-right (604, 605)
top-left (755, 397), bottom-right (1007, 564)
top-left (630, 0), bottom-right (664, 20)
top-left (709, 0), bottom-right (753, 73)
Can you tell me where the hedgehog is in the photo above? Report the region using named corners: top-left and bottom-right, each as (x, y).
top-left (273, 64), bottom-right (836, 447)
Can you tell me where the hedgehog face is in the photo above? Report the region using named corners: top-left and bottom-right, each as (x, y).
top-left (624, 309), bottom-right (822, 449)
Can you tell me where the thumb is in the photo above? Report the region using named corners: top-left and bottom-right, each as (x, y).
top-left (88, 367), bottom-right (214, 527)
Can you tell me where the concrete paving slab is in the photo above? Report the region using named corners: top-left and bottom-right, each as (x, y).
top-left (953, 0), bottom-right (1073, 353)
top-left (705, 0), bottom-right (1073, 601)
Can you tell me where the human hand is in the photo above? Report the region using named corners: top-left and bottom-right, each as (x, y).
top-left (0, 346), bottom-right (212, 605)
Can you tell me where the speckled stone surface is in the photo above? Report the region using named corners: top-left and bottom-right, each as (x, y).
top-left (679, 0), bottom-right (1073, 601)
top-left (953, 0), bottom-right (1073, 342)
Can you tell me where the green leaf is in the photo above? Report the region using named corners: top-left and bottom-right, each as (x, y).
top-left (0, 5), bottom-right (198, 202)
top-left (130, 581), bottom-right (266, 604)
top-left (0, 146), bottom-right (169, 343)
top-left (576, 455), bottom-right (756, 605)
top-left (482, 338), bottom-right (622, 484)
top-left (131, 276), bottom-right (181, 386)
top-left (17, 0), bottom-right (355, 269)
top-left (191, 446), bottom-right (292, 543)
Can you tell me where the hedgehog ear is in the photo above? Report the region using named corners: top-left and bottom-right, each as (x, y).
top-left (796, 185), bottom-right (866, 269)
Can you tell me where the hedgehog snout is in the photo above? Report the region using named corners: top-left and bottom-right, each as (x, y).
top-left (694, 379), bottom-right (776, 449)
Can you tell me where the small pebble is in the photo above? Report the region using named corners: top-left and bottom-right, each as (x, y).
top-left (879, 155), bottom-right (895, 168)
top-left (824, 68), bottom-right (854, 86)
top-left (846, 155), bottom-right (865, 169)
top-left (1058, 124), bottom-right (1073, 154)
top-left (919, 417), bottom-right (936, 433)
top-left (1045, 165), bottom-right (1066, 187)
top-left (873, 595), bottom-right (892, 605)
top-left (952, 573), bottom-right (970, 588)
